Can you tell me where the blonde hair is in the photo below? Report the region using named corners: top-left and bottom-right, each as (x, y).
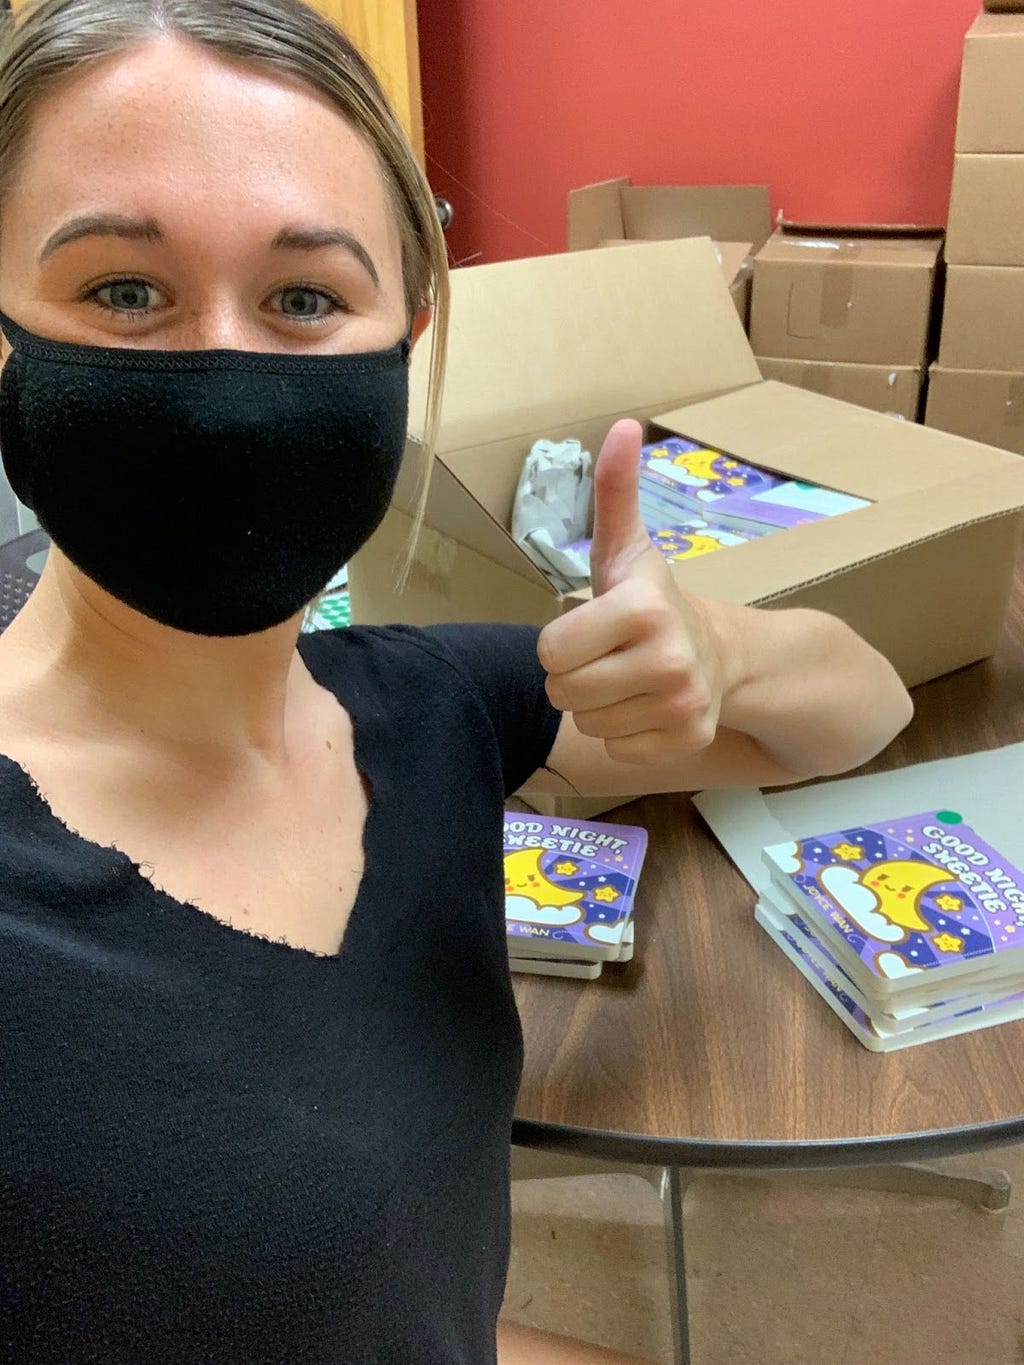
top-left (0, 0), bottom-right (448, 554)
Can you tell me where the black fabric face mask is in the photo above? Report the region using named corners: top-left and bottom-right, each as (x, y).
top-left (0, 311), bottom-right (411, 636)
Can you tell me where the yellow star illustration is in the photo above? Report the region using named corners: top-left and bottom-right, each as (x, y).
top-left (592, 885), bottom-right (620, 903)
top-left (934, 894), bottom-right (963, 913)
top-left (933, 932), bottom-right (964, 954)
top-left (726, 475), bottom-right (744, 485)
top-left (553, 860), bottom-right (578, 877)
top-left (832, 842), bottom-right (865, 862)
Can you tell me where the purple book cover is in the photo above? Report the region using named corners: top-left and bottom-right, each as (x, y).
top-left (559, 520), bottom-right (752, 569)
top-left (768, 897), bottom-right (1024, 1030)
top-left (759, 907), bottom-right (1024, 1047)
top-left (763, 811), bottom-right (1024, 984)
top-left (703, 491), bottom-right (824, 532)
top-left (640, 437), bottom-right (782, 507)
top-left (504, 813), bottom-right (648, 958)
top-left (761, 912), bottom-right (877, 1035)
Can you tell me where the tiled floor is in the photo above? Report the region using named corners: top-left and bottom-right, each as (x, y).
top-left (505, 1143), bottom-right (1024, 1363)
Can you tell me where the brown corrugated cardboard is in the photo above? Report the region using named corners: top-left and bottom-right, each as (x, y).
top-left (597, 236), bottom-right (753, 325)
top-left (567, 178), bottom-right (771, 253)
top-left (755, 357), bottom-right (924, 421)
top-left (947, 154), bottom-right (1024, 265)
top-left (749, 224), bottom-right (944, 366)
top-left (569, 178), bottom-right (769, 333)
top-left (938, 266), bottom-right (1024, 371)
top-left (957, 13), bottom-right (1024, 153)
top-left (349, 239), bottom-right (1024, 814)
top-left (926, 364), bottom-right (1024, 455)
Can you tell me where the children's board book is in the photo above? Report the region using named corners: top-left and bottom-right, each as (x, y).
top-left (560, 518), bottom-right (759, 570)
top-left (639, 436), bottom-right (869, 534)
top-left (510, 922), bottom-right (636, 980)
top-left (758, 887), bottom-right (1024, 1034)
top-left (504, 813), bottom-right (648, 963)
top-left (761, 810), bottom-right (1024, 1009)
top-left (756, 896), bottom-right (1024, 1052)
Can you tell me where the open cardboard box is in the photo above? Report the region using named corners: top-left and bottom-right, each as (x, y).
top-left (349, 238), bottom-right (1024, 817)
top-left (568, 178), bottom-right (771, 327)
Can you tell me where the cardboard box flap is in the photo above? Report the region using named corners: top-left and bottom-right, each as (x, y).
top-left (780, 221), bottom-right (945, 239)
top-left (391, 447), bottom-right (556, 593)
top-left (566, 177), bottom-right (629, 251)
top-left (597, 237), bottom-right (753, 286)
top-left (758, 224), bottom-right (943, 267)
top-left (716, 241), bottom-right (754, 285)
top-left (970, 11), bottom-right (1024, 34)
top-left (654, 381), bottom-right (1022, 500)
top-left (663, 464), bottom-right (1024, 605)
top-left (620, 185), bottom-right (771, 250)
top-left (408, 238), bottom-right (762, 453)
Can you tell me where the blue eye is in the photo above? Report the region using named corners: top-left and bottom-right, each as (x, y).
top-left (90, 278), bottom-right (168, 315)
top-left (274, 285), bottom-right (347, 324)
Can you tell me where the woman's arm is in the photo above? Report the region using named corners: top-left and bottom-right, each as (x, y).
top-left (497, 1319), bottom-right (655, 1364)
top-left (525, 600), bottom-right (911, 798)
top-left (521, 421), bottom-right (912, 799)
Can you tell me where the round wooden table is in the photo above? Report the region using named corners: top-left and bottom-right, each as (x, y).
top-left (512, 567), bottom-right (1024, 1171)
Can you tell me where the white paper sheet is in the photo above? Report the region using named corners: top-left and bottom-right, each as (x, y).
top-left (694, 742), bottom-right (1024, 891)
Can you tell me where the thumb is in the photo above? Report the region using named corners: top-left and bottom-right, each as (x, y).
top-left (590, 418), bottom-right (658, 596)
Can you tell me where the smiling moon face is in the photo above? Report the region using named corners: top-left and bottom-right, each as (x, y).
top-left (861, 858), bottom-right (954, 933)
top-left (670, 447), bottom-right (727, 482)
top-left (503, 848), bottom-right (585, 909)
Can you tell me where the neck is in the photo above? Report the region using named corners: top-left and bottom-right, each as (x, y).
top-left (0, 547), bottom-right (313, 771)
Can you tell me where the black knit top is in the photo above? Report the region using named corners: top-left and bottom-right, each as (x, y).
top-left (0, 623), bottom-right (561, 1364)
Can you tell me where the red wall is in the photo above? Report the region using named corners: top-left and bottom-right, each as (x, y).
top-left (416, 0), bottom-right (983, 268)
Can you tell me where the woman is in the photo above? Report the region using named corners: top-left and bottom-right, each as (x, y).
top-left (0, 2), bottom-right (913, 1362)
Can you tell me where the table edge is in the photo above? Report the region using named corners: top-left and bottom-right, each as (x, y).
top-left (511, 1114), bottom-right (1024, 1170)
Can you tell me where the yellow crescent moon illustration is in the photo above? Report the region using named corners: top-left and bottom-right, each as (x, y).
top-left (503, 848), bottom-right (585, 908)
top-left (861, 859), bottom-right (955, 934)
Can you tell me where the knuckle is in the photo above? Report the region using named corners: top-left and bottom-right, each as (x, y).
top-left (544, 675), bottom-right (569, 711)
top-left (606, 733), bottom-right (654, 766)
top-left (663, 691), bottom-right (701, 726)
top-left (661, 642), bottom-right (699, 685)
top-left (536, 629), bottom-right (560, 675)
top-left (574, 709), bottom-right (613, 740)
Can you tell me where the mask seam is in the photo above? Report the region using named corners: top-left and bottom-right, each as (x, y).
top-left (2, 345), bottom-right (408, 375)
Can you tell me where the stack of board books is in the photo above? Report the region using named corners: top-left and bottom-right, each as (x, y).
top-left (556, 436), bottom-right (871, 572)
top-left (504, 813), bottom-right (648, 980)
top-left (637, 435), bottom-right (869, 548)
top-left (757, 809), bottom-right (1024, 1051)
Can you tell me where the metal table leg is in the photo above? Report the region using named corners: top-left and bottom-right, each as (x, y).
top-left (660, 1166), bottom-right (692, 1365)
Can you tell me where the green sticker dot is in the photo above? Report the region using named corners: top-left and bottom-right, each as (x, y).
top-left (936, 810), bottom-right (963, 824)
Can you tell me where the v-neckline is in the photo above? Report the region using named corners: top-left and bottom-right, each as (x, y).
top-left (0, 630), bottom-right (381, 968)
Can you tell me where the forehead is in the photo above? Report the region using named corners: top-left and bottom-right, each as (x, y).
top-left (8, 35), bottom-right (400, 262)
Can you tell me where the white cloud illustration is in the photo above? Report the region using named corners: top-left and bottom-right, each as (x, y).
top-left (586, 922), bottom-right (626, 945)
top-left (647, 457), bottom-right (706, 488)
top-left (876, 950), bottom-right (923, 980)
top-left (504, 896), bottom-right (583, 927)
top-left (768, 841), bottom-right (803, 875)
top-left (820, 865), bottom-right (904, 943)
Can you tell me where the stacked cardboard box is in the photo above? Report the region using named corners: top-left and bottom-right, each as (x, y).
top-left (751, 223), bottom-right (943, 422)
top-left (928, 12), bottom-right (1024, 454)
top-left (567, 178), bottom-right (771, 329)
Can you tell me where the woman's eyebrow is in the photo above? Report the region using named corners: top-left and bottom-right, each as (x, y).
top-left (39, 213), bottom-right (163, 262)
top-left (271, 226), bottom-right (380, 287)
